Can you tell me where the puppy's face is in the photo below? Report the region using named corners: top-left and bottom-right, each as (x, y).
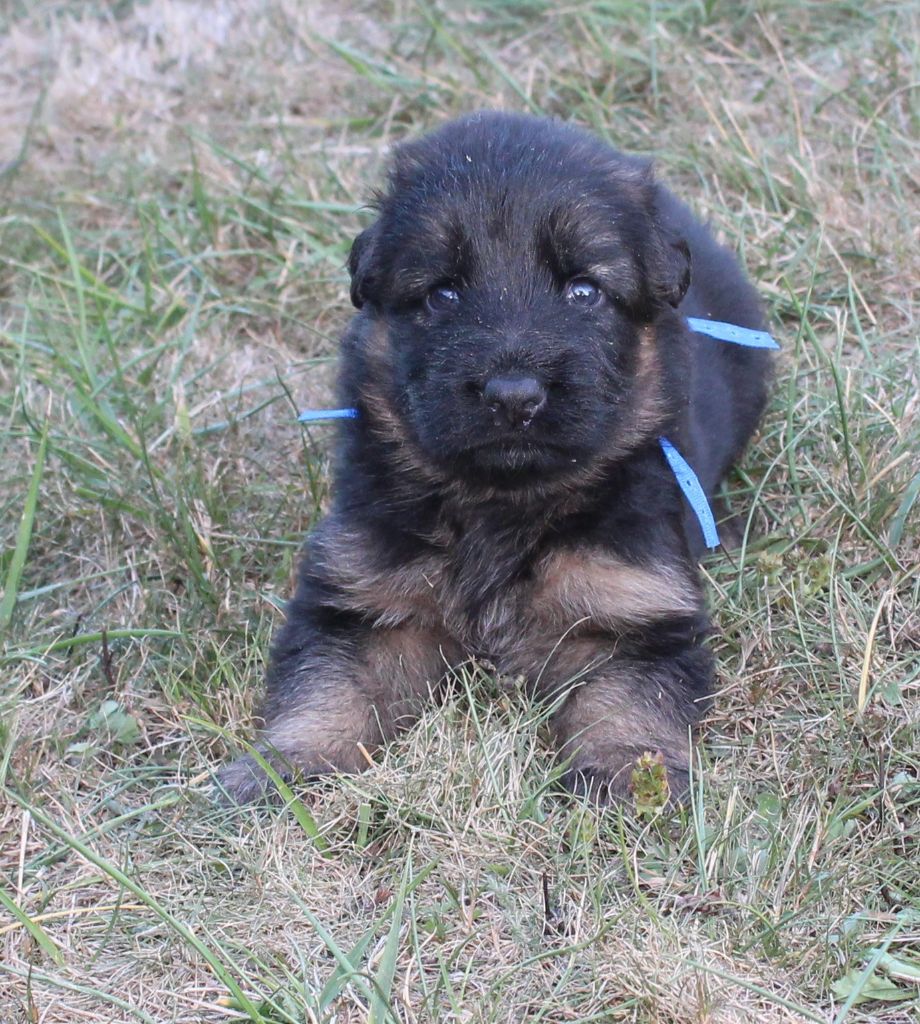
top-left (348, 113), bottom-right (690, 491)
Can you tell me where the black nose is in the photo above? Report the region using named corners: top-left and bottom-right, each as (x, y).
top-left (481, 374), bottom-right (547, 428)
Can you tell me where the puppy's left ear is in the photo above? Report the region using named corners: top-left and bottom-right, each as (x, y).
top-left (653, 231), bottom-right (691, 308)
top-left (347, 224), bottom-right (379, 309)
top-left (643, 175), bottom-right (691, 307)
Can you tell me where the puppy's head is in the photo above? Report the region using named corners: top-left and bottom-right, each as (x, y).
top-left (346, 112), bottom-right (690, 492)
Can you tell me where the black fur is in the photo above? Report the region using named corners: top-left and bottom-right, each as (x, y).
top-left (218, 112), bottom-right (771, 805)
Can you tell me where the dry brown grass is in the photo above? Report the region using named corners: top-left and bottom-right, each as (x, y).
top-left (1, 1), bottom-right (918, 1022)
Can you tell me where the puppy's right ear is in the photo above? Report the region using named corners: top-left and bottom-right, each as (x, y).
top-left (347, 224), bottom-right (379, 309)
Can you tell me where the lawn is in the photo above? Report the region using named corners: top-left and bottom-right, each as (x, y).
top-left (1, 2), bottom-right (917, 1021)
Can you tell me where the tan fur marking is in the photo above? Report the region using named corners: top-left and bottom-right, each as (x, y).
top-left (584, 257), bottom-right (637, 287)
top-left (550, 665), bottom-right (692, 793)
top-left (582, 325), bottom-right (666, 467)
top-left (364, 318), bottom-right (391, 361)
top-left (554, 673), bottom-right (690, 754)
top-left (363, 622), bottom-right (460, 723)
top-left (503, 634), bottom-right (617, 696)
top-left (264, 693), bottom-right (376, 775)
top-left (533, 548), bottom-right (700, 632)
top-left (258, 622), bottom-right (456, 777)
top-left (315, 525), bottom-right (444, 627)
top-left (628, 325), bottom-right (667, 444)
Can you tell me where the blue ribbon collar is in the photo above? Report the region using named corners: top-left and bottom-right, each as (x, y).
top-left (686, 317), bottom-right (778, 350)
top-left (297, 407), bottom-right (359, 422)
top-left (658, 437), bottom-right (720, 549)
top-left (296, 317), bottom-right (777, 551)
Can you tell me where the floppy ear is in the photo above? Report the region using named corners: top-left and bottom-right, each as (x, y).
top-left (642, 174), bottom-right (691, 308)
top-left (655, 235), bottom-right (691, 308)
top-left (347, 224), bottom-right (379, 309)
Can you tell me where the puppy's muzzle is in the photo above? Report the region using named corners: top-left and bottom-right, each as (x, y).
top-left (481, 373), bottom-right (547, 429)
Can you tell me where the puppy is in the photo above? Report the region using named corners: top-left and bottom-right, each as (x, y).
top-left (219, 111), bottom-right (771, 804)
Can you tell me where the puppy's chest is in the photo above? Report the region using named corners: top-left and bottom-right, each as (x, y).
top-left (442, 544), bottom-right (699, 661)
top-left (441, 567), bottom-right (533, 662)
top-left (333, 528), bottom-right (701, 667)
top-left (382, 540), bottom-right (540, 660)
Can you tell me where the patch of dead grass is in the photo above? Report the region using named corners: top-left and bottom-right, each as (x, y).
top-left (1, 2), bottom-right (918, 1022)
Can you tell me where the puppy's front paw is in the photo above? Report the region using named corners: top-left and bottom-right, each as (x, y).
top-left (213, 707), bottom-right (377, 804)
top-left (213, 750), bottom-right (299, 805)
top-left (561, 747), bottom-right (690, 808)
top-left (214, 739), bottom-right (350, 805)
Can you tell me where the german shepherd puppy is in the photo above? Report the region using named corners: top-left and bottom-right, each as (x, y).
top-left (219, 112), bottom-right (771, 804)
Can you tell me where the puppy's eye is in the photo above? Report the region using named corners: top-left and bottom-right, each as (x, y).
top-left (564, 278), bottom-right (602, 307)
top-left (426, 284), bottom-right (461, 312)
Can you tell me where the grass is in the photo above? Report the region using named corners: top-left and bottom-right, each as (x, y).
top-left (0, 0), bottom-right (918, 1021)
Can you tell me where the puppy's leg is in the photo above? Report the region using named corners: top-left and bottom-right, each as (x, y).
top-left (545, 640), bottom-right (713, 803)
top-left (524, 547), bottom-right (711, 802)
top-left (218, 617), bottom-right (455, 803)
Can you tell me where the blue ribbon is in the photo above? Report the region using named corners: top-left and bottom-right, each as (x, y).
top-left (658, 437), bottom-right (720, 549)
top-left (297, 407), bottom-right (359, 423)
top-left (670, 318), bottom-right (776, 546)
top-left (295, 317), bottom-right (778, 552)
top-left (687, 317), bottom-right (778, 350)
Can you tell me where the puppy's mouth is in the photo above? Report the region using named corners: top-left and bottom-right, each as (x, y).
top-left (453, 437), bottom-right (583, 486)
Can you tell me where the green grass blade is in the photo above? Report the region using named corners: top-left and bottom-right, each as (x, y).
top-left (291, 897), bottom-right (379, 1008)
top-left (314, 857), bottom-right (437, 1015)
top-left (685, 959), bottom-right (827, 1023)
top-left (0, 884), bottom-right (65, 965)
top-left (244, 745), bottom-right (332, 856)
top-left (831, 918), bottom-right (908, 1023)
top-left (317, 924), bottom-right (379, 1013)
top-left (28, 222), bottom-right (148, 314)
top-left (1, 628), bottom-right (183, 665)
top-left (888, 470), bottom-right (920, 549)
top-left (0, 418), bottom-right (49, 634)
top-left (368, 855), bottom-right (412, 1024)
